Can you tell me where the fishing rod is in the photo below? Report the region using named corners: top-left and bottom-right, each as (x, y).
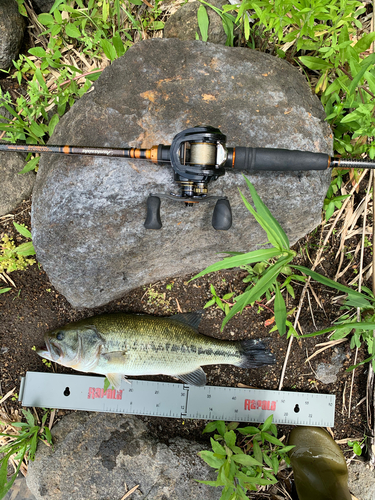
top-left (0, 125), bottom-right (373, 230)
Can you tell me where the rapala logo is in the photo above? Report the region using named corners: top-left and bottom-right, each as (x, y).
top-left (244, 399), bottom-right (276, 411)
top-left (88, 387), bottom-right (123, 400)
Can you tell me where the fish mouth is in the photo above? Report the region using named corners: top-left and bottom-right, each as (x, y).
top-left (36, 339), bottom-right (62, 362)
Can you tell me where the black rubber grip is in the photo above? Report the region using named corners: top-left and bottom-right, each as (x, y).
top-left (212, 199), bottom-right (232, 230)
top-left (144, 196), bottom-right (162, 229)
top-left (232, 147), bottom-right (330, 171)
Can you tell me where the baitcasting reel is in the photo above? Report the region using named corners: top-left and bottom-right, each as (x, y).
top-left (1, 125), bottom-right (374, 231)
top-left (144, 126), bottom-right (231, 231)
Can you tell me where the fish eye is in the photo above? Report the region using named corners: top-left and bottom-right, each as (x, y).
top-left (56, 331), bottom-right (64, 341)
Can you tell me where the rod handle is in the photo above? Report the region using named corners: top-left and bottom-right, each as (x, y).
top-left (228, 147), bottom-right (330, 171)
top-left (144, 196), bottom-right (162, 229)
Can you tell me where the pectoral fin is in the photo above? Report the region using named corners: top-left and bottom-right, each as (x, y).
top-left (178, 367), bottom-right (206, 386)
top-left (105, 373), bottom-right (124, 389)
top-left (101, 350), bottom-right (127, 366)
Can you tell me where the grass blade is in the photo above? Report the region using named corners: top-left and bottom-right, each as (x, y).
top-left (274, 282), bottom-right (286, 335)
top-left (221, 255), bottom-right (292, 330)
top-left (191, 248), bottom-right (282, 280)
top-left (301, 321), bottom-right (375, 338)
top-left (242, 176), bottom-right (290, 249)
top-left (292, 265), bottom-right (373, 305)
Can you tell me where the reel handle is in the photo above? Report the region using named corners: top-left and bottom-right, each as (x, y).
top-left (227, 147), bottom-right (330, 172)
top-left (212, 199), bottom-right (232, 230)
top-left (144, 196), bottom-right (162, 229)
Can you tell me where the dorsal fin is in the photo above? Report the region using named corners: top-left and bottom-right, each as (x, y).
top-left (168, 310), bottom-right (204, 330)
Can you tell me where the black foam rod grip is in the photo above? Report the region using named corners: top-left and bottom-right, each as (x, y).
top-left (212, 199), bottom-right (232, 230)
top-left (144, 196), bottom-right (162, 229)
top-left (233, 147), bottom-right (330, 171)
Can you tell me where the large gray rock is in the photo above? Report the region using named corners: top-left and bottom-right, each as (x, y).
top-left (26, 412), bottom-right (219, 500)
top-left (31, 39), bottom-right (332, 308)
top-left (0, 0), bottom-right (25, 71)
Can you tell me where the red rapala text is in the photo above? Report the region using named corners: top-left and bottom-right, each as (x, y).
top-left (88, 387), bottom-right (123, 400)
top-left (244, 399), bottom-right (276, 411)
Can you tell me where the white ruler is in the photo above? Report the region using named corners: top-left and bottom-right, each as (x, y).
top-left (19, 372), bottom-right (335, 426)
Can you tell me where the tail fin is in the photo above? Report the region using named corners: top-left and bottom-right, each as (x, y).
top-left (238, 339), bottom-right (276, 368)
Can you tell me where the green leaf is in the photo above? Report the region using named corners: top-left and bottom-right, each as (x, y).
top-left (348, 53), bottom-right (375, 94)
top-left (252, 438), bottom-right (263, 464)
top-left (274, 282), bottom-right (286, 336)
top-left (28, 47), bottom-right (47, 58)
top-left (101, 39), bottom-right (117, 61)
top-left (112, 33), bottom-right (126, 58)
top-left (211, 438), bottom-right (226, 455)
top-left (202, 421), bottom-right (218, 434)
top-left (232, 454), bottom-right (263, 467)
top-left (29, 121), bottom-right (46, 138)
top-left (19, 156), bottom-right (39, 174)
top-left (291, 265), bottom-right (372, 305)
top-left (237, 426), bottom-right (259, 435)
top-left (224, 430), bottom-right (236, 448)
top-left (198, 450), bottom-right (226, 468)
top-left (353, 32), bottom-right (375, 54)
top-left (299, 56), bottom-right (333, 70)
top-left (48, 114), bottom-right (60, 136)
top-left (302, 322), bottom-right (375, 339)
top-left (219, 486), bottom-right (235, 500)
top-left (15, 242), bottom-right (36, 257)
top-left (216, 421), bottom-right (226, 436)
top-left (13, 222), bottom-right (32, 239)
top-left (65, 23), bottom-right (81, 38)
top-left (49, 0), bottom-right (66, 12)
top-left (271, 454), bottom-right (279, 474)
top-left (262, 432), bottom-right (284, 447)
top-left (261, 414), bottom-right (273, 432)
top-left (195, 479), bottom-right (219, 486)
top-left (104, 377), bottom-right (111, 391)
top-left (0, 288), bottom-right (11, 294)
top-left (38, 13), bottom-right (54, 25)
top-left (191, 248), bottom-right (282, 281)
top-left (197, 5), bottom-right (209, 42)
top-left (0, 447), bottom-right (26, 497)
top-left (353, 442), bottom-right (362, 455)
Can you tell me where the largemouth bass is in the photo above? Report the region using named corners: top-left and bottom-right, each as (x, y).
top-left (37, 311), bottom-right (275, 387)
